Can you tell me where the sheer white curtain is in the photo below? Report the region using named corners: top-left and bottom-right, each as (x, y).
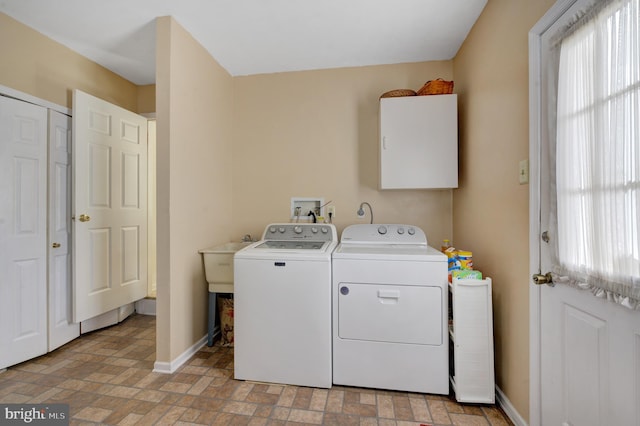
top-left (552, 0), bottom-right (640, 308)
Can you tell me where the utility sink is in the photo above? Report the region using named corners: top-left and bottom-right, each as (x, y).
top-left (199, 241), bottom-right (252, 293)
top-left (201, 241), bottom-right (251, 253)
top-left (199, 241), bottom-right (252, 347)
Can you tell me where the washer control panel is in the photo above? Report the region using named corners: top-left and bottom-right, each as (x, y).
top-left (261, 223), bottom-right (337, 241)
top-left (340, 224), bottom-right (427, 245)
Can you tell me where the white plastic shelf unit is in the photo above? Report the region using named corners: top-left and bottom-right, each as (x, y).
top-left (448, 277), bottom-right (495, 403)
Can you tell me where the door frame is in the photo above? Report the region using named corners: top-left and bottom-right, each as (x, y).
top-left (528, 1), bottom-right (579, 425)
top-left (0, 85), bottom-right (70, 116)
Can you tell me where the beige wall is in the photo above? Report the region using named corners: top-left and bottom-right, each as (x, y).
top-left (232, 63), bottom-right (455, 244)
top-left (3, 5), bottom-right (567, 420)
top-left (0, 13), bottom-right (138, 111)
top-left (155, 16), bottom-right (235, 362)
top-left (137, 84), bottom-right (156, 114)
top-left (452, 0), bottom-right (555, 421)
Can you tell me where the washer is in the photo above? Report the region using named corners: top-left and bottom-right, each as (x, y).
top-left (234, 223), bottom-right (338, 388)
top-left (332, 224), bottom-right (449, 394)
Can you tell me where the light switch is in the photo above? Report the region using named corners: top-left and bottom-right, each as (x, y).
top-left (519, 159), bottom-right (529, 185)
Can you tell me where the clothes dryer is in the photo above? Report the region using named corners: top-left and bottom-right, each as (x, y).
top-left (332, 224), bottom-right (448, 394)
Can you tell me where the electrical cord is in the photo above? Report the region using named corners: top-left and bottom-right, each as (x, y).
top-left (308, 210), bottom-right (317, 223)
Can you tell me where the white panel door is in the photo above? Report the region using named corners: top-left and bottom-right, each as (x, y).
top-left (72, 90), bottom-right (148, 323)
top-left (48, 109), bottom-right (79, 350)
top-left (0, 95), bottom-right (48, 369)
top-left (531, 1), bottom-right (640, 424)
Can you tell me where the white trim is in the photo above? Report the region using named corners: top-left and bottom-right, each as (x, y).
top-left (0, 84), bottom-right (70, 115)
top-left (496, 386), bottom-right (527, 426)
top-left (135, 298), bottom-right (157, 316)
top-left (528, 1), bottom-right (579, 425)
top-left (153, 335), bottom-right (207, 374)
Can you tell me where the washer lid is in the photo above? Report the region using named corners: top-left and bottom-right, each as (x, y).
top-left (255, 240), bottom-right (329, 250)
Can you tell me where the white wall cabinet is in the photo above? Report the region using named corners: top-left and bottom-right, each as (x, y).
top-left (449, 277), bottom-right (495, 403)
top-left (379, 94), bottom-right (458, 189)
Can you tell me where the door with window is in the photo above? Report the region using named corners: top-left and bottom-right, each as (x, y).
top-left (531, 0), bottom-right (640, 425)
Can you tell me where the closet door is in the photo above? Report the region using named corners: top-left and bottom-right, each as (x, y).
top-left (48, 109), bottom-right (79, 351)
top-left (0, 96), bottom-right (48, 369)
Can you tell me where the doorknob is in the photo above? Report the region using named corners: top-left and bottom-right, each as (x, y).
top-left (52, 242), bottom-right (61, 248)
top-left (533, 272), bottom-right (554, 286)
top-left (79, 214), bottom-right (91, 222)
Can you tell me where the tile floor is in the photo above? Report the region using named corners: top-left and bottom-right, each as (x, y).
top-left (0, 314), bottom-right (512, 425)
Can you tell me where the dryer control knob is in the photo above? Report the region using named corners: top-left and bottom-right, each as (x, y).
top-left (397, 227), bottom-right (405, 234)
top-left (378, 226), bottom-right (387, 235)
top-left (269, 226), bottom-right (277, 233)
top-left (278, 227), bottom-right (286, 233)
top-left (408, 227), bottom-right (415, 235)
top-left (321, 227), bottom-right (328, 233)
top-left (294, 226), bottom-right (303, 234)
top-left (311, 227), bottom-right (318, 233)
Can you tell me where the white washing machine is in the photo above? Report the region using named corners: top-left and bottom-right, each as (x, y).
top-left (234, 223), bottom-right (337, 388)
top-left (332, 224), bottom-right (449, 394)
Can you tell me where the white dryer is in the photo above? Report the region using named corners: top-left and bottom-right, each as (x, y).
top-left (332, 224), bottom-right (448, 394)
top-left (234, 223), bottom-right (337, 388)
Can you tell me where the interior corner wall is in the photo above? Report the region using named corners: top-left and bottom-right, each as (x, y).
top-left (0, 13), bottom-right (138, 111)
top-left (155, 16), bottom-right (235, 363)
top-left (451, 0), bottom-right (555, 421)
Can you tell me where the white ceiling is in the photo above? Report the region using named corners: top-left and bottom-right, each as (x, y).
top-left (0, 0), bottom-right (487, 85)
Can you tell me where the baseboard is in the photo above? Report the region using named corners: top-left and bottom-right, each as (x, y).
top-left (496, 385), bottom-right (527, 426)
top-left (153, 334), bottom-right (207, 374)
top-left (135, 298), bottom-right (157, 315)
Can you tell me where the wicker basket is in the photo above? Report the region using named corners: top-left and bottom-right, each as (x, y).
top-left (380, 89), bottom-right (417, 99)
top-left (416, 79), bottom-right (454, 95)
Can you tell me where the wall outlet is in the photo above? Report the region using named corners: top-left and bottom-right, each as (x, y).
top-left (327, 206), bottom-right (335, 217)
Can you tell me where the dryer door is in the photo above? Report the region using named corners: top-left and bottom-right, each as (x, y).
top-left (337, 283), bottom-right (442, 345)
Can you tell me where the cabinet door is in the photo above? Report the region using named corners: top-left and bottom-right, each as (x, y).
top-left (379, 95), bottom-right (458, 189)
top-left (0, 96), bottom-right (48, 369)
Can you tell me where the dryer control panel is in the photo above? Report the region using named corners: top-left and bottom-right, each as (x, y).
top-left (340, 224), bottom-right (427, 245)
